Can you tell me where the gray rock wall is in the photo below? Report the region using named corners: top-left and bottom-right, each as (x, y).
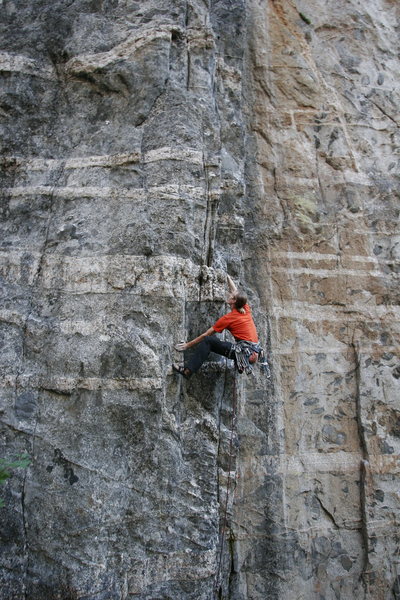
top-left (0, 1), bottom-right (399, 599)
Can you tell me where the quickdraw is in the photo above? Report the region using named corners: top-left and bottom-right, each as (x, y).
top-left (232, 341), bottom-right (271, 378)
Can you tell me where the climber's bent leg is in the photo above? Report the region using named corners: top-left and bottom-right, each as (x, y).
top-left (185, 336), bottom-right (234, 373)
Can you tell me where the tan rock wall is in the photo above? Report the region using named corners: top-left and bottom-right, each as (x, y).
top-left (236, 0), bottom-right (400, 597)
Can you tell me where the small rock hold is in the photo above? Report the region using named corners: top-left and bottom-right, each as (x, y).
top-left (392, 366), bottom-right (400, 379)
top-left (340, 555), bottom-right (353, 571)
top-left (379, 439), bottom-right (394, 454)
top-left (322, 424), bottom-right (346, 445)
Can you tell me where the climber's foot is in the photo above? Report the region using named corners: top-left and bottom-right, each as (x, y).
top-left (172, 364), bottom-right (192, 379)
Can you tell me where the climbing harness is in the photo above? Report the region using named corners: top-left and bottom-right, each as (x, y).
top-left (231, 340), bottom-right (271, 378)
top-left (232, 340), bottom-right (261, 375)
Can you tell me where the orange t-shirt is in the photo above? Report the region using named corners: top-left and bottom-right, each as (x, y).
top-left (213, 304), bottom-right (258, 343)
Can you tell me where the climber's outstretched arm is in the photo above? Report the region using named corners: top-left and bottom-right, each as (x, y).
top-left (227, 274), bottom-right (238, 295)
top-left (175, 326), bottom-right (215, 352)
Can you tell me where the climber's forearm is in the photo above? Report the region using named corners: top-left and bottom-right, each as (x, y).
top-left (227, 274), bottom-right (238, 294)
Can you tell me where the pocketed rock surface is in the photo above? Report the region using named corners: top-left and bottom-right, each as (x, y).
top-left (0, 1), bottom-right (399, 599)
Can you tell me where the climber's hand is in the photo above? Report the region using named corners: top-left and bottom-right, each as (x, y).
top-left (175, 342), bottom-right (188, 352)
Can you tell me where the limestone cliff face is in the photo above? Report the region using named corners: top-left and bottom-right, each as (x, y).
top-left (0, 1), bottom-right (398, 599)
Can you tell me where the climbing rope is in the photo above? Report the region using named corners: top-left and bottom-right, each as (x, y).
top-left (213, 344), bottom-right (270, 596)
top-left (213, 369), bottom-right (239, 598)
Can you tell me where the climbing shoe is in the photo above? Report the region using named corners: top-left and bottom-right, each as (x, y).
top-left (172, 364), bottom-right (192, 379)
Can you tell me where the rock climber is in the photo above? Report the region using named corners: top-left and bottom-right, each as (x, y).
top-left (173, 274), bottom-right (262, 378)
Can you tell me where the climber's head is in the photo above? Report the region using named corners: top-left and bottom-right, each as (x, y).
top-left (228, 291), bottom-right (247, 312)
top-left (234, 292), bottom-right (247, 312)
